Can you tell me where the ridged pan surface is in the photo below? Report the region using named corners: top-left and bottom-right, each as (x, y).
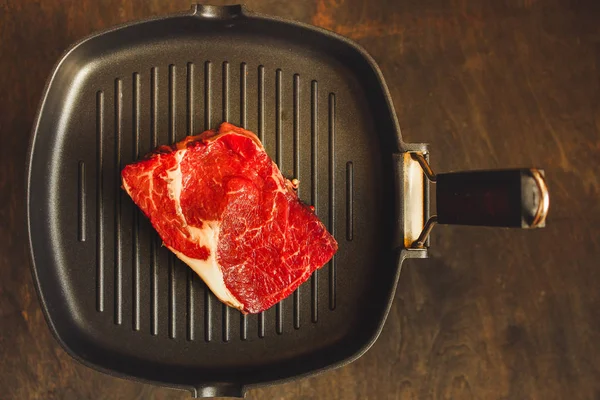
top-left (27, 4), bottom-right (403, 394)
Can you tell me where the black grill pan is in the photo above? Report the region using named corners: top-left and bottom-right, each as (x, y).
top-left (26, 4), bottom-right (549, 397)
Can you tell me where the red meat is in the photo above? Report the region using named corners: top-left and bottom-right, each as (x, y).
top-left (121, 122), bottom-right (338, 314)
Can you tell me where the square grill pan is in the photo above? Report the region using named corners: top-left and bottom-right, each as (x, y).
top-left (27, 4), bottom-right (411, 397)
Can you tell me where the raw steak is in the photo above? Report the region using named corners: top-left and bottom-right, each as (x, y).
top-left (121, 122), bottom-right (338, 314)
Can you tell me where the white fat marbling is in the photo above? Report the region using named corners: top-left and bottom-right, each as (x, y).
top-left (168, 221), bottom-right (244, 311)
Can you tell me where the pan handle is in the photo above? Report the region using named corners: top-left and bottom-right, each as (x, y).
top-left (191, 4), bottom-right (246, 19)
top-left (436, 168), bottom-right (549, 227)
top-left (409, 153), bottom-right (549, 248)
top-left (191, 383), bottom-right (244, 398)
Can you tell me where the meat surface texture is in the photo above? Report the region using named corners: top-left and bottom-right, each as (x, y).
top-left (121, 122), bottom-right (338, 314)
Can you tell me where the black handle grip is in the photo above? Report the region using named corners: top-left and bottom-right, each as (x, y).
top-left (436, 169), bottom-right (548, 228)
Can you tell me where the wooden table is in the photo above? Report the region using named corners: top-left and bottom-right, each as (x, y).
top-left (1, 0), bottom-right (599, 399)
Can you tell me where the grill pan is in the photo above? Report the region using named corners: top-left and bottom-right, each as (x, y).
top-left (26, 4), bottom-right (549, 398)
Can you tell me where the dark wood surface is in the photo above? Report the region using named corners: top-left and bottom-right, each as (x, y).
top-left (1, 0), bottom-right (599, 399)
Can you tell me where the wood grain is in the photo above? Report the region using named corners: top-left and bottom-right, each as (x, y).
top-left (1, 0), bottom-right (599, 399)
